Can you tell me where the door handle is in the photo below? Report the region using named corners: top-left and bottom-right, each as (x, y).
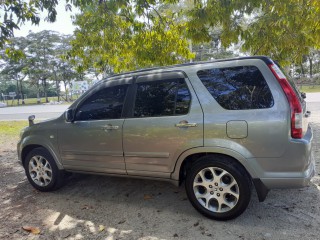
top-left (102, 124), bottom-right (119, 130)
top-left (175, 120), bottom-right (197, 128)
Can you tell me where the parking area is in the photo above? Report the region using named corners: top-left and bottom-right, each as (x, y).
top-left (0, 102), bottom-right (319, 239)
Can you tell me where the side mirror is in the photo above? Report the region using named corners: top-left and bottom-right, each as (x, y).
top-left (65, 109), bottom-right (74, 122)
top-left (28, 115), bottom-right (35, 126)
top-left (301, 92), bottom-right (306, 99)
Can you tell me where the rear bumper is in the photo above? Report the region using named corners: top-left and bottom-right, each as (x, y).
top-left (254, 157), bottom-right (314, 202)
top-left (260, 154), bottom-right (315, 189)
top-left (258, 125), bottom-right (315, 189)
top-left (253, 125), bottom-right (315, 201)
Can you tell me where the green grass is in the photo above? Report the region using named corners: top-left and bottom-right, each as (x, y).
top-left (298, 85), bottom-right (320, 93)
top-left (0, 121), bottom-right (28, 144)
top-left (3, 96), bottom-right (58, 106)
top-left (3, 96), bottom-right (75, 106)
top-left (0, 121), bottom-right (29, 145)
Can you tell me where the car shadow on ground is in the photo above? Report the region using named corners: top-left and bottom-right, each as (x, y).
top-left (4, 164), bottom-right (320, 240)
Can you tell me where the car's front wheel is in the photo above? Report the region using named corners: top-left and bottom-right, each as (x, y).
top-left (185, 155), bottom-right (252, 220)
top-left (24, 147), bottom-right (65, 191)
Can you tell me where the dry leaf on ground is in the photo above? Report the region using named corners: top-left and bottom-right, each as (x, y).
top-left (22, 226), bottom-right (40, 235)
top-left (99, 225), bottom-right (105, 232)
top-left (143, 194), bottom-right (153, 200)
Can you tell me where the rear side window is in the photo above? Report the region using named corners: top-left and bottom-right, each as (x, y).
top-left (197, 66), bottom-right (274, 110)
top-left (134, 79), bottom-right (191, 117)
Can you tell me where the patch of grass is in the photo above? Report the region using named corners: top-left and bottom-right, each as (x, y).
top-left (3, 96), bottom-right (75, 107)
top-left (0, 121), bottom-right (28, 142)
top-left (298, 85), bottom-right (320, 93)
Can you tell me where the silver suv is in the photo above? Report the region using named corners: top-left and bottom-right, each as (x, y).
top-left (18, 56), bottom-right (314, 220)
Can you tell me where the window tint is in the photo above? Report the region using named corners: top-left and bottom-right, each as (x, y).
top-left (197, 66), bottom-right (274, 110)
top-left (134, 79), bottom-right (191, 117)
top-left (75, 85), bottom-right (128, 121)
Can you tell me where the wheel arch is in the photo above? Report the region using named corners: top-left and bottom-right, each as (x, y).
top-left (171, 147), bottom-right (258, 184)
top-left (171, 147), bottom-right (269, 202)
top-left (21, 142), bottom-right (64, 170)
top-left (176, 152), bottom-right (253, 185)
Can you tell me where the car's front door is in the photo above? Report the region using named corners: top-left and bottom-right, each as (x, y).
top-left (123, 72), bottom-right (203, 177)
top-left (58, 79), bottom-right (131, 174)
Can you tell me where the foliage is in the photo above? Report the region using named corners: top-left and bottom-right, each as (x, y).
top-left (68, 0), bottom-right (194, 74)
top-left (1, 0), bottom-right (320, 83)
top-left (0, 0), bottom-right (59, 48)
top-left (187, 0), bottom-right (320, 65)
top-left (0, 31), bottom-right (80, 102)
top-left (0, 36), bottom-right (29, 103)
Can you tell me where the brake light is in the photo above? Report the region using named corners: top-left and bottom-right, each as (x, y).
top-left (268, 64), bottom-right (302, 139)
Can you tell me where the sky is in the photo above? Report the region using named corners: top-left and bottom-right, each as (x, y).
top-left (15, 2), bottom-right (78, 37)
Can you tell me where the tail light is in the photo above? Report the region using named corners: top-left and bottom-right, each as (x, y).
top-left (268, 64), bottom-right (302, 139)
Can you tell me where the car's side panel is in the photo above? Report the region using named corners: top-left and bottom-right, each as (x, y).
top-left (183, 59), bottom-right (290, 159)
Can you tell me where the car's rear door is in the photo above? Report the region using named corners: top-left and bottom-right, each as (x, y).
top-left (122, 71), bottom-right (203, 178)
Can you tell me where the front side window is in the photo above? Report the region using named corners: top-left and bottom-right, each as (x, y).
top-left (134, 78), bottom-right (191, 117)
top-left (197, 66), bottom-right (274, 110)
top-left (75, 85), bottom-right (128, 121)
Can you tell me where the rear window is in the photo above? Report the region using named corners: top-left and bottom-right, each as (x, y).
top-left (197, 66), bottom-right (274, 110)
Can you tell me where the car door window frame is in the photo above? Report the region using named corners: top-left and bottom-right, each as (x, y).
top-left (125, 71), bottom-right (192, 118)
top-left (73, 77), bottom-right (133, 122)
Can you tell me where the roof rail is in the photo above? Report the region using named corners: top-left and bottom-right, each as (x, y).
top-left (109, 56), bottom-right (273, 78)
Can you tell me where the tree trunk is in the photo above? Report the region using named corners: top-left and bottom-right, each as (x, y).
top-left (309, 57), bottom-right (313, 78)
top-left (57, 81), bottom-right (60, 102)
top-left (42, 79), bottom-right (49, 103)
top-left (16, 80), bottom-right (20, 105)
top-left (19, 80), bottom-right (25, 104)
top-left (63, 80), bottom-right (68, 102)
top-left (53, 70), bottom-right (60, 102)
top-left (37, 81), bottom-right (41, 104)
top-left (300, 62), bottom-right (305, 78)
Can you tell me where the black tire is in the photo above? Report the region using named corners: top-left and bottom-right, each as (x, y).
top-left (185, 155), bottom-right (252, 220)
top-left (24, 147), bottom-right (65, 191)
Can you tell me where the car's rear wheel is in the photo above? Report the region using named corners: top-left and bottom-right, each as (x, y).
top-left (24, 147), bottom-right (65, 191)
top-left (185, 155), bottom-right (252, 220)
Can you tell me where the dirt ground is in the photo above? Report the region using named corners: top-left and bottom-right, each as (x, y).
top-left (0, 113), bottom-right (319, 240)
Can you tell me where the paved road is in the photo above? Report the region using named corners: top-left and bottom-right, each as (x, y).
top-left (306, 93), bottom-right (320, 113)
top-left (0, 92), bottom-right (319, 121)
top-left (0, 104), bottom-right (70, 121)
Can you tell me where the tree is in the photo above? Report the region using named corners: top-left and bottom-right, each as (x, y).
top-left (0, 0), bottom-right (60, 48)
top-left (2, 0), bottom-right (320, 74)
top-left (49, 34), bottom-right (77, 102)
top-left (68, 0), bottom-right (194, 74)
top-left (0, 36), bottom-right (30, 104)
top-left (1, 31), bottom-right (80, 103)
top-left (27, 30), bottom-right (61, 103)
top-left (186, 0), bottom-right (320, 65)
